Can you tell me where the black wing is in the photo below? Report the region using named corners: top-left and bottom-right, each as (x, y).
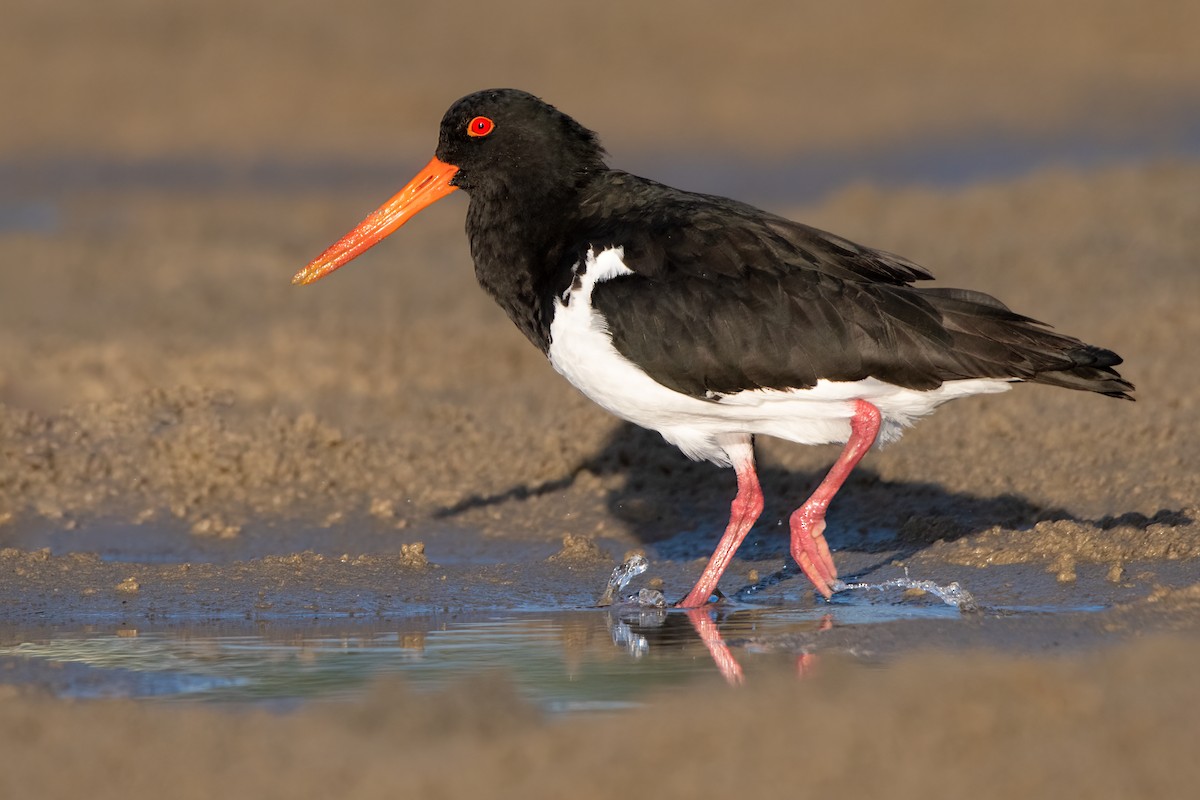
top-left (578, 174), bottom-right (1132, 399)
top-left (576, 171), bottom-right (932, 286)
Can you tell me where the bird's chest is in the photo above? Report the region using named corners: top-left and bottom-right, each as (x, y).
top-left (468, 209), bottom-right (571, 354)
top-left (547, 247), bottom-right (697, 427)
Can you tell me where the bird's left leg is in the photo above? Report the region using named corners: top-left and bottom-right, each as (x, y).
top-left (790, 399), bottom-right (881, 600)
top-left (676, 436), bottom-right (762, 608)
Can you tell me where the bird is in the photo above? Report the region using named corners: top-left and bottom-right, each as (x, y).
top-left (293, 89), bottom-right (1133, 608)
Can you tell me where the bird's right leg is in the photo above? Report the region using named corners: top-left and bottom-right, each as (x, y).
top-left (790, 399), bottom-right (881, 600)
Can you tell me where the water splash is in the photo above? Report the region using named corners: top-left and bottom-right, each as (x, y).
top-left (597, 554), bottom-right (647, 606)
top-left (833, 571), bottom-right (979, 613)
top-left (597, 554), bottom-right (668, 608)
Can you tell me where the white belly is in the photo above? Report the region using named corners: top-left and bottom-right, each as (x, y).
top-left (547, 247), bottom-right (1011, 466)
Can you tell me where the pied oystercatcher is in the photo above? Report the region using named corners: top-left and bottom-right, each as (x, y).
top-left (294, 89), bottom-right (1133, 608)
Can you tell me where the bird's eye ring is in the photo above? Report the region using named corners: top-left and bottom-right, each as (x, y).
top-left (467, 116), bottom-right (495, 137)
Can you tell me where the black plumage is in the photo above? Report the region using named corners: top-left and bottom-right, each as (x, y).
top-left (434, 90), bottom-right (1130, 402)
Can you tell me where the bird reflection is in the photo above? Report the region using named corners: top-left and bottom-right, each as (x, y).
top-left (605, 604), bottom-right (833, 686)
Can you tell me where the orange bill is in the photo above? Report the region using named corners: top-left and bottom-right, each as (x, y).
top-left (292, 156), bottom-right (460, 285)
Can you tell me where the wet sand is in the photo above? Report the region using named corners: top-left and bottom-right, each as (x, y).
top-left (2, 635), bottom-right (1198, 800)
top-left (2, 0), bottom-right (1200, 796)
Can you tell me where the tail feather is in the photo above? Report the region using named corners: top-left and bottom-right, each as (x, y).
top-left (1029, 344), bottom-right (1134, 399)
top-left (920, 289), bottom-right (1135, 401)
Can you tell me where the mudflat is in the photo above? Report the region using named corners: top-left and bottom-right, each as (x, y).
top-left (1, 1), bottom-right (1198, 797)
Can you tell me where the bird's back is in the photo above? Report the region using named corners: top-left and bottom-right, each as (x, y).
top-left (570, 172), bottom-right (1132, 401)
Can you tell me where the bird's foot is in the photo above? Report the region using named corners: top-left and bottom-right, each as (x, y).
top-left (674, 584), bottom-right (721, 609)
top-left (790, 511), bottom-right (839, 601)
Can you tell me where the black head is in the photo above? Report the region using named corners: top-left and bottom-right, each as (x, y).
top-left (435, 89), bottom-right (607, 196)
top-left (293, 89), bottom-right (605, 287)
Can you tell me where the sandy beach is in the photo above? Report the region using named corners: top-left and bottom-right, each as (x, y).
top-left (1, 0), bottom-right (1199, 796)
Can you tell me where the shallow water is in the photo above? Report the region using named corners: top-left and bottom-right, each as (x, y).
top-left (0, 591), bottom-right (1105, 712)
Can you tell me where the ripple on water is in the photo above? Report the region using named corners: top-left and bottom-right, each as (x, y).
top-left (0, 586), bottom-right (1107, 712)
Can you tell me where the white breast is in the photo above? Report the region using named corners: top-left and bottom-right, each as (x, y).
top-left (547, 247), bottom-right (1011, 466)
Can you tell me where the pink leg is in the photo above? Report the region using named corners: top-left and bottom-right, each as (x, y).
top-left (791, 400), bottom-right (881, 600)
top-left (676, 439), bottom-right (763, 608)
top-left (682, 608), bottom-right (745, 686)
top-left (795, 615), bottom-right (834, 678)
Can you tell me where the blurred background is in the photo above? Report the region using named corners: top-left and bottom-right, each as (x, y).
top-left (1, 5), bottom-right (1198, 787)
top-left (5, 0), bottom-right (1198, 179)
top-left (0, 0), bottom-right (1197, 528)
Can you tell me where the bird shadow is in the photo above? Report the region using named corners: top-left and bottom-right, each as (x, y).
top-left (435, 422), bottom-right (1192, 586)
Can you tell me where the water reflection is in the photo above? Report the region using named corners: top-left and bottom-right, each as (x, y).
top-left (606, 604), bottom-right (834, 687)
top-left (0, 606), bottom-right (840, 709)
top-left (0, 589), bottom-right (1069, 710)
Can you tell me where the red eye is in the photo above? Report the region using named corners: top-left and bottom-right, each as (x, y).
top-left (467, 116), bottom-right (494, 137)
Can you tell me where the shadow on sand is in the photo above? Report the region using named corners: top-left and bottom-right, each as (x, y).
top-left (435, 422), bottom-right (1192, 591)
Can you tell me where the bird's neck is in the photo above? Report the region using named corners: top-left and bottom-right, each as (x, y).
top-left (465, 175), bottom-right (592, 353)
